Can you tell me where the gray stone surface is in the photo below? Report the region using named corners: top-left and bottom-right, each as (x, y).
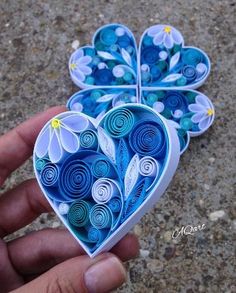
top-left (0, 0), bottom-right (235, 292)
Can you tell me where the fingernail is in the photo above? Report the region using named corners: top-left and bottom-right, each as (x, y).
top-left (84, 256), bottom-right (126, 293)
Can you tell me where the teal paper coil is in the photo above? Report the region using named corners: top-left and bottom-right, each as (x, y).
top-left (89, 204), bottom-right (113, 230)
top-left (104, 108), bottom-right (135, 138)
top-left (68, 200), bottom-right (91, 227)
top-left (36, 158), bottom-right (47, 171)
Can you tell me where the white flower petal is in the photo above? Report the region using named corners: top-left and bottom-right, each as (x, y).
top-left (163, 34), bottom-right (174, 48)
top-left (48, 131), bottom-right (63, 163)
top-left (147, 25), bottom-right (164, 37)
top-left (73, 69), bottom-right (85, 82)
top-left (196, 95), bottom-right (210, 107)
top-left (198, 116), bottom-right (211, 131)
top-left (172, 28), bottom-right (183, 44)
top-left (153, 31), bottom-right (164, 45)
top-left (74, 49), bottom-right (84, 59)
top-left (191, 112), bottom-right (205, 123)
top-left (35, 126), bottom-right (51, 158)
top-left (78, 56), bottom-right (92, 65)
top-left (60, 126), bottom-right (79, 153)
top-left (61, 114), bottom-right (89, 132)
top-left (79, 65), bottom-right (92, 75)
top-left (188, 103), bottom-right (205, 113)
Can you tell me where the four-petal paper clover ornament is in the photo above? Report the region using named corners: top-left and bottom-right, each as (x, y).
top-left (33, 24), bottom-right (215, 257)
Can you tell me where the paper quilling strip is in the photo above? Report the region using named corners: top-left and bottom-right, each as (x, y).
top-left (34, 23), bottom-right (215, 257)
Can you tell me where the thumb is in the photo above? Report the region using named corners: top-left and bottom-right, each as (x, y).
top-left (12, 253), bottom-right (127, 293)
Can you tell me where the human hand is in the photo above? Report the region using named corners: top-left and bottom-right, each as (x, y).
top-left (0, 106), bottom-right (139, 293)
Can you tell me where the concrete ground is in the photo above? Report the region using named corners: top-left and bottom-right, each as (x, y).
top-left (0, 0), bottom-right (235, 292)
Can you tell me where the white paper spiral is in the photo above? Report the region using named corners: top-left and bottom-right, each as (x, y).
top-left (138, 156), bottom-right (159, 177)
top-left (92, 178), bottom-right (119, 204)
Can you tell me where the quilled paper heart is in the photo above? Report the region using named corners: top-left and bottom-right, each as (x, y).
top-left (34, 104), bottom-right (180, 256)
top-left (69, 24), bottom-right (138, 88)
top-left (68, 24), bottom-right (214, 154)
top-left (139, 25), bottom-right (210, 89)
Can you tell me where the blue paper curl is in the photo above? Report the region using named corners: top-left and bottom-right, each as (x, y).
top-left (80, 129), bottom-right (98, 150)
top-left (59, 159), bottom-right (93, 200)
top-left (41, 163), bottom-right (59, 187)
top-left (129, 119), bottom-right (166, 159)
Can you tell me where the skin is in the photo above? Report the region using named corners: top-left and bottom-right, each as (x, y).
top-left (0, 106), bottom-right (139, 292)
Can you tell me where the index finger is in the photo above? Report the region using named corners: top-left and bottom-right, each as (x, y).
top-left (0, 106), bottom-right (66, 186)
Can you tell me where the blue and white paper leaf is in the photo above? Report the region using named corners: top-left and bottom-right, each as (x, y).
top-left (169, 52), bottom-right (180, 71)
top-left (124, 154), bottom-right (140, 199)
top-left (97, 126), bottom-right (116, 163)
top-left (97, 51), bottom-right (116, 60)
top-left (161, 73), bottom-right (182, 83)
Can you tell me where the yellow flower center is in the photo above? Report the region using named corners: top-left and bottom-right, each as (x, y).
top-left (207, 109), bottom-right (214, 116)
top-left (164, 26), bottom-right (172, 34)
top-left (70, 63), bottom-right (77, 70)
top-left (51, 119), bottom-right (61, 129)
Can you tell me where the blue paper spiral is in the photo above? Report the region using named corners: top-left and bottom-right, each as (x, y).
top-left (142, 46), bottom-right (160, 65)
top-left (87, 227), bottom-right (105, 243)
top-left (80, 129), bottom-right (98, 149)
top-left (182, 65), bottom-right (197, 82)
top-left (129, 120), bottom-right (166, 159)
top-left (59, 159), bottom-right (93, 199)
top-left (108, 197), bottom-right (122, 213)
top-left (68, 200), bottom-right (91, 227)
top-left (104, 108), bottom-right (135, 138)
top-left (162, 91), bottom-right (188, 112)
top-left (89, 204), bottom-right (113, 229)
top-left (41, 163), bottom-right (59, 187)
top-left (91, 158), bottom-right (111, 178)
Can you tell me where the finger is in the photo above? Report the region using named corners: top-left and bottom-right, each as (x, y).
top-left (0, 239), bottom-right (24, 292)
top-left (8, 229), bottom-right (84, 275)
top-left (111, 233), bottom-right (140, 261)
top-left (8, 229), bottom-right (139, 275)
top-left (0, 179), bottom-right (51, 237)
top-left (0, 106), bottom-right (66, 186)
top-left (12, 253), bottom-right (126, 293)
